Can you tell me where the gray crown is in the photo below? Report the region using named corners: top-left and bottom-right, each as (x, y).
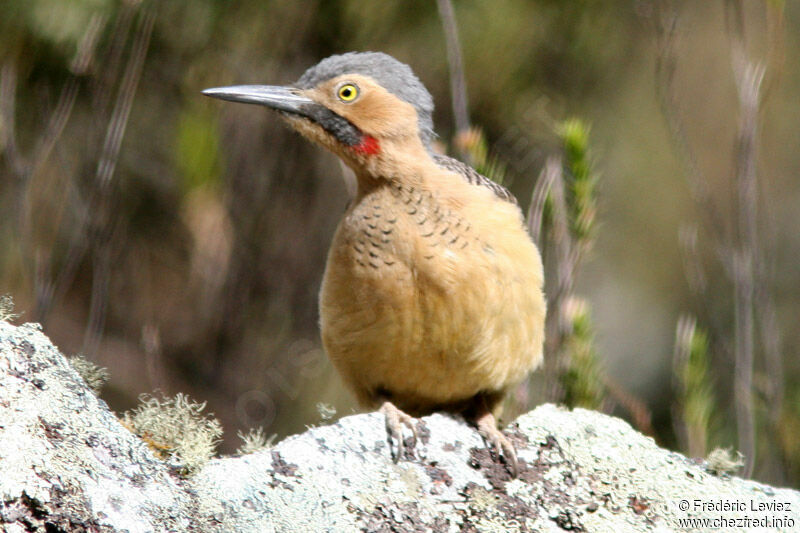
top-left (296, 52), bottom-right (435, 147)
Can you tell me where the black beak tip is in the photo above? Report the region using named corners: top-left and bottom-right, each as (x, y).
top-left (201, 87), bottom-right (227, 99)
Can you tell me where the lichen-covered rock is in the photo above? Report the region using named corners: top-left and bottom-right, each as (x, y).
top-left (1, 320), bottom-right (798, 532)
top-left (0, 321), bottom-right (194, 532)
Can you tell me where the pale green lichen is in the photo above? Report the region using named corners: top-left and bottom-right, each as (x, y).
top-left (122, 393), bottom-right (222, 474)
top-left (705, 447), bottom-right (745, 476)
top-left (0, 294), bottom-right (19, 321)
top-left (235, 427), bottom-right (275, 455)
top-left (316, 402), bottom-right (337, 421)
top-left (466, 485), bottom-right (497, 511)
top-left (68, 355), bottom-right (109, 394)
top-left (463, 485), bottom-right (526, 533)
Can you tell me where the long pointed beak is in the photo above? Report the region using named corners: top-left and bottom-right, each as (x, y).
top-left (203, 83), bottom-right (366, 149)
top-left (202, 85), bottom-right (314, 115)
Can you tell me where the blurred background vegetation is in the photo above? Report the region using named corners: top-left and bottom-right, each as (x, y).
top-left (1, 0), bottom-right (797, 486)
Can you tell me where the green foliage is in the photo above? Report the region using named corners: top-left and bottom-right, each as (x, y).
top-left (560, 298), bottom-right (605, 410)
top-left (683, 330), bottom-right (714, 428)
top-left (24, 0), bottom-right (114, 51)
top-left (455, 127), bottom-right (508, 186)
top-left (558, 118), bottom-right (596, 243)
top-left (532, 116), bottom-right (606, 411)
top-left (176, 104), bottom-right (222, 194)
top-left (674, 317), bottom-right (715, 457)
top-left (122, 393), bottom-right (222, 474)
top-left (529, 115), bottom-right (607, 412)
top-left (68, 355), bottom-right (109, 394)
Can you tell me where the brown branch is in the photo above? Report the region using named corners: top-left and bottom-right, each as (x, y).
top-left (83, 9), bottom-right (155, 353)
top-left (0, 62), bottom-right (26, 178)
top-left (677, 225), bottom-right (706, 296)
top-left (677, 224), bottom-right (732, 364)
top-left (542, 156), bottom-right (574, 402)
top-left (527, 156), bottom-right (560, 247)
top-left (2, 14), bottom-right (106, 322)
top-left (756, 5), bottom-right (786, 483)
top-left (95, 10), bottom-right (154, 190)
top-left (652, 1), bottom-right (726, 239)
top-left (70, 13), bottom-right (106, 76)
top-left (436, 0), bottom-right (470, 140)
top-left (93, 5), bottom-right (138, 117)
top-left (726, 0), bottom-right (765, 479)
top-left (28, 78), bottom-right (80, 183)
top-left (603, 375), bottom-right (654, 437)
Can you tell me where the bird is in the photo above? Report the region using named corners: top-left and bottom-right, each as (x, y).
top-left (203, 52), bottom-right (545, 474)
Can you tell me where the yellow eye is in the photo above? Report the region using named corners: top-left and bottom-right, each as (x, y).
top-left (337, 83), bottom-right (359, 102)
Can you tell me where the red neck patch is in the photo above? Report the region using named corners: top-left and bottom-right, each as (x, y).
top-left (353, 135), bottom-right (380, 156)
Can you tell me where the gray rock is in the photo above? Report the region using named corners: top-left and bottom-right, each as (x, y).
top-left (1, 320), bottom-right (797, 532)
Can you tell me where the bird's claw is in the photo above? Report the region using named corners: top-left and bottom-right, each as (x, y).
top-left (380, 401), bottom-right (418, 462)
top-left (476, 412), bottom-right (519, 477)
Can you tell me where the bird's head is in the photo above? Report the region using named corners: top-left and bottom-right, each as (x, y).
top-left (203, 52), bottom-right (435, 174)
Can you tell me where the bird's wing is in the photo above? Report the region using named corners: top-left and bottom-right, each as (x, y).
top-left (432, 154), bottom-right (518, 205)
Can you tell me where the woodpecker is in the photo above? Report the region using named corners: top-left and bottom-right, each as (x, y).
top-left (204, 52), bottom-right (545, 474)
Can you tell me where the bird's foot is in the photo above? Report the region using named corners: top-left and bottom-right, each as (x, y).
top-left (379, 401), bottom-right (418, 462)
top-left (475, 410), bottom-right (519, 477)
